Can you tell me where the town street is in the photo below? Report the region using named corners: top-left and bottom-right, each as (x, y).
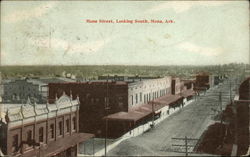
top-left (108, 79), bottom-right (238, 156)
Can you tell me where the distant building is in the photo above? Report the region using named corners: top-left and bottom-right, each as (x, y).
top-left (181, 79), bottom-right (194, 91)
top-left (171, 77), bottom-right (184, 95)
top-left (2, 77), bottom-right (76, 104)
top-left (194, 72), bottom-right (214, 91)
top-left (0, 94), bottom-right (94, 157)
top-left (97, 75), bottom-right (161, 82)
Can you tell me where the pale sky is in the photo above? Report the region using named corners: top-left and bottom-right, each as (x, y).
top-left (1, 1), bottom-right (249, 65)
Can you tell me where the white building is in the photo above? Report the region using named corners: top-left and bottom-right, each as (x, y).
top-left (128, 76), bottom-right (172, 108)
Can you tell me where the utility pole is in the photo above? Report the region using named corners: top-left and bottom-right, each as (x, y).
top-left (233, 101), bottom-right (238, 146)
top-left (104, 75), bottom-right (110, 157)
top-left (219, 91), bottom-right (222, 124)
top-left (229, 81), bottom-right (232, 104)
top-left (185, 136), bottom-right (188, 157)
top-left (105, 117), bottom-right (108, 156)
top-left (151, 101), bottom-right (155, 128)
top-left (219, 91), bottom-right (224, 148)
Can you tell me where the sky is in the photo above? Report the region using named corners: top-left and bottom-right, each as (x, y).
top-left (1, 1), bottom-right (249, 65)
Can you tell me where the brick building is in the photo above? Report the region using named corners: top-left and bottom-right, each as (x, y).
top-left (0, 94), bottom-right (94, 157)
top-left (194, 72), bottom-right (214, 91)
top-left (48, 76), bottom-right (195, 138)
top-left (2, 78), bottom-right (76, 104)
top-left (48, 77), bottom-right (172, 136)
top-left (48, 81), bottom-right (129, 137)
top-left (194, 73), bottom-right (225, 92)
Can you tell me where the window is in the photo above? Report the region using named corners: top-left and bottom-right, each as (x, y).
top-left (39, 127), bottom-right (44, 142)
top-left (131, 95), bottom-right (133, 106)
top-left (72, 117), bottom-right (76, 130)
top-left (135, 94), bottom-right (138, 104)
top-left (50, 124), bottom-right (55, 139)
top-left (59, 121), bottom-right (63, 135)
top-left (26, 130), bottom-right (32, 146)
top-left (66, 119), bottom-right (70, 133)
top-left (140, 93), bottom-right (142, 102)
top-left (12, 134), bottom-right (19, 153)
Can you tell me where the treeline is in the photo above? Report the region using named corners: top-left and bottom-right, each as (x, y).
top-left (0, 63), bottom-right (247, 79)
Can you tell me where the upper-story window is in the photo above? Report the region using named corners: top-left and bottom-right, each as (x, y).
top-left (135, 94), bottom-right (138, 104)
top-left (72, 117), bottom-right (76, 131)
top-left (66, 119), bottom-right (70, 133)
top-left (131, 95), bottom-right (133, 106)
top-left (26, 130), bottom-right (32, 146)
top-left (140, 93), bottom-right (142, 102)
top-left (59, 121), bottom-right (63, 135)
top-left (49, 124), bottom-right (55, 139)
top-left (39, 127), bottom-right (44, 143)
top-left (12, 134), bottom-right (19, 153)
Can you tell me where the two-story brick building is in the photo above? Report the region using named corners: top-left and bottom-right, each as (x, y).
top-left (0, 93), bottom-right (94, 157)
top-left (48, 76), bottom-right (191, 138)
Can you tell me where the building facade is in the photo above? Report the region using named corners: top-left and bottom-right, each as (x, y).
top-left (0, 94), bottom-right (94, 157)
top-left (2, 79), bottom-right (43, 104)
top-left (48, 76), bottom-right (174, 137)
top-left (171, 77), bottom-right (184, 95)
top-left (48, 81), bottom-right (129, 137)
top-left (128, 76), bottom-right (172, 107)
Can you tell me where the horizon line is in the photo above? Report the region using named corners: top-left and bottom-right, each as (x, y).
top-left (0, 63), bottom-right (248, 67)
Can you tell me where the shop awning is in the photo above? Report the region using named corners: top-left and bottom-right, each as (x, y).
top-left (104, 94), bottom-right (183, 122)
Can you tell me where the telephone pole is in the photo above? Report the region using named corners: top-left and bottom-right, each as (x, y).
top-left (104, 75), bottom-right (110, 156)
top-left (151, 101), bottom-right (155, 128)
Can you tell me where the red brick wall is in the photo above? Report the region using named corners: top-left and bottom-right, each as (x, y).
top-left (196, 75), bottom-right (210, 88)
top-left (48, 82), bottom-right (128, 137)
top-left (6, 111), bottom-right (78, 156)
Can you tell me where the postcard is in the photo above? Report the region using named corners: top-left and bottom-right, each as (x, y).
top-left (0, 1), bottom-right (249, 157)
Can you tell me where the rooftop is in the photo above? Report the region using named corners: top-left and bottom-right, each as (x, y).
top-left (2, 77), bottom-right (77, 86)
top-left (0, 93), bottom-right (79, 123)
top-left (104, 94), bottom-right (184, 122)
